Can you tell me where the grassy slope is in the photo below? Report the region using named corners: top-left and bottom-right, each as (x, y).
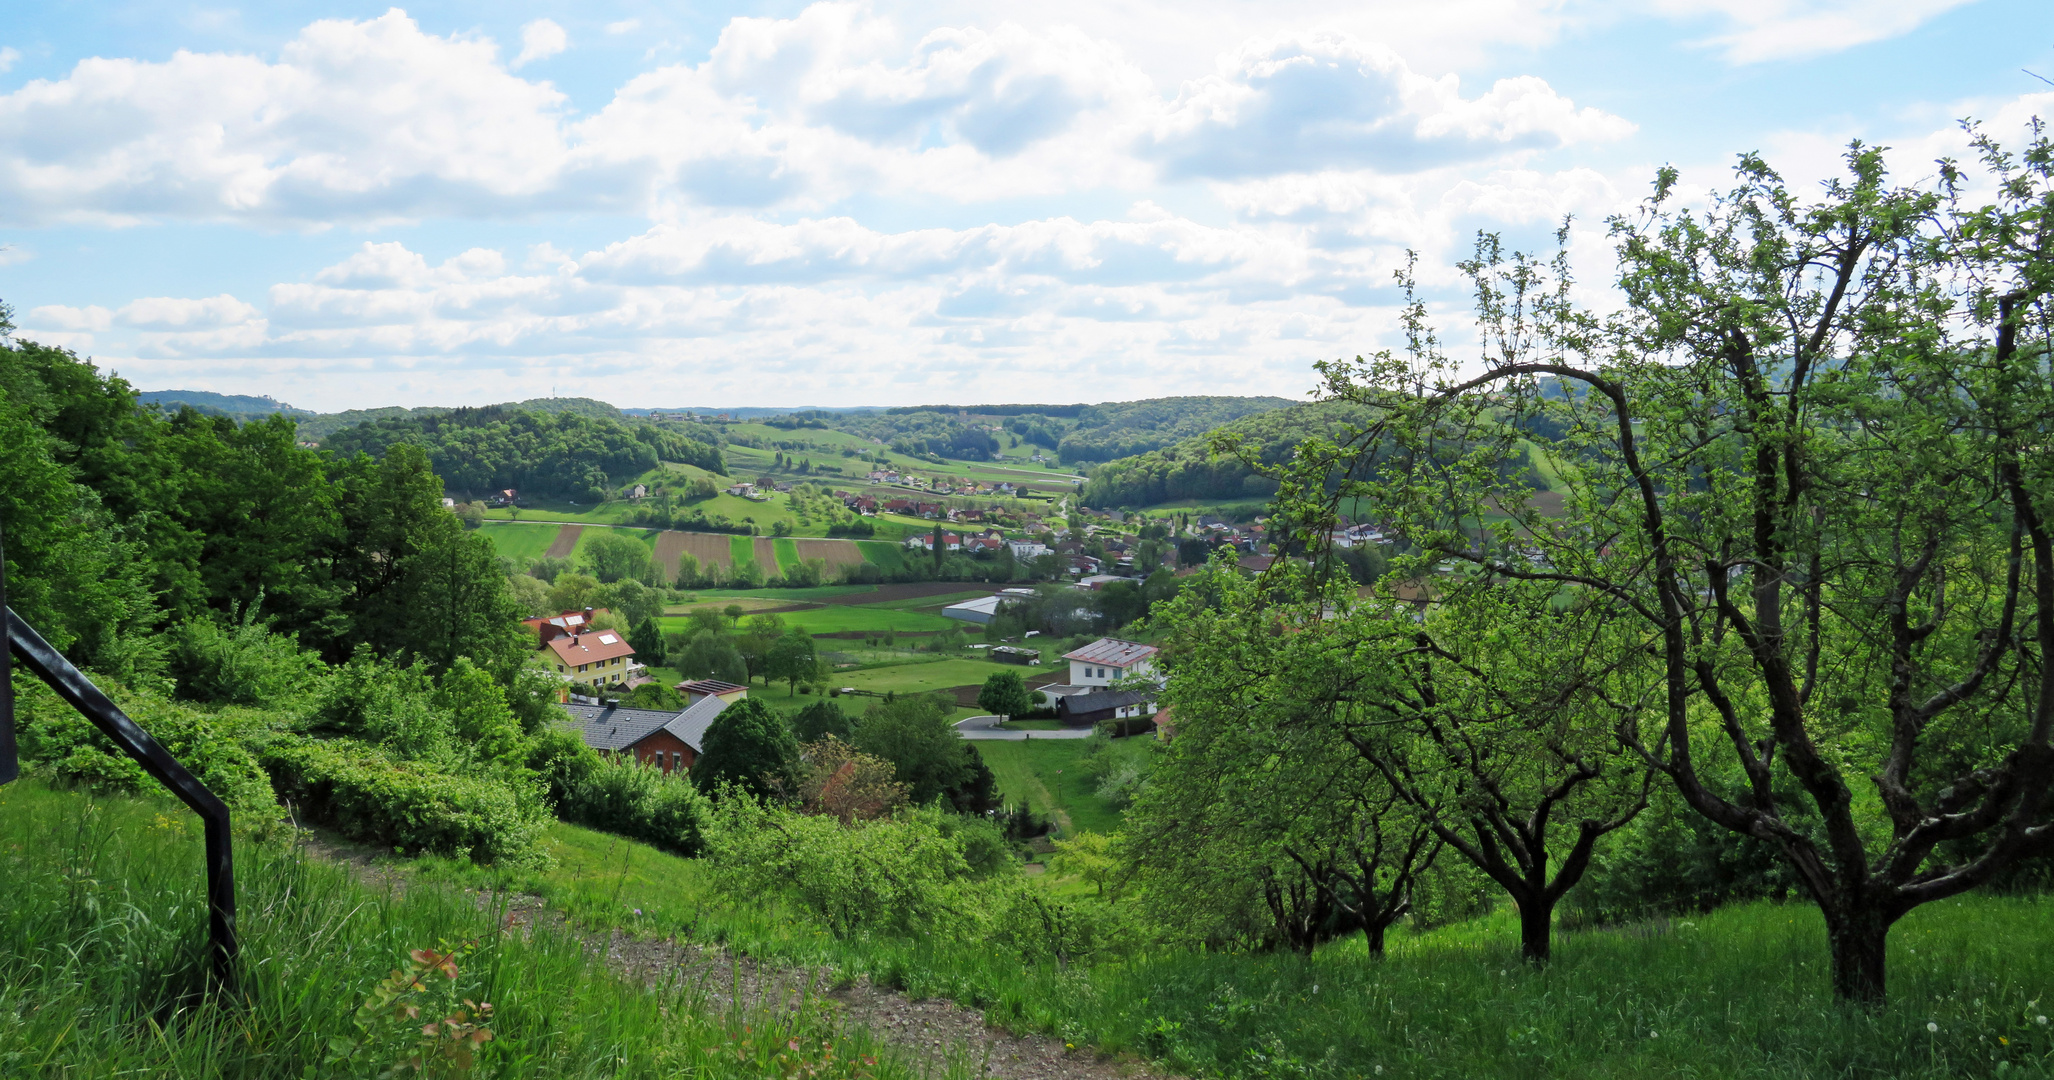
top-left (0, 783), bottom-right (916, 1080)
top-left (407, 804), bottom-right (2054, 1080)
top-left (772, 537), bottom-right (803, 574)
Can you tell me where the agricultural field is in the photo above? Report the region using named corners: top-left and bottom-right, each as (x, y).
top-left (478, 521), bottom-right (569, 564)
top-left (481, 523), bottom-right (903, 579)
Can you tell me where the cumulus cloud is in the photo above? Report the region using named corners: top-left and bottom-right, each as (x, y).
top-left (0, 4), bottom-right (1621, 225)
top-left (0, 9), bottom-right (577, 226)
top-left (117, 294), bottom-right (261, 329)
top-left (1656, 0), bottom-right (1978, 64)
top-left (1144, 32), bottom-right (1632, 180)
top-left (513, 19), bottom-right (568, 68)
top-left (26, 303), bottom-right (111, 331)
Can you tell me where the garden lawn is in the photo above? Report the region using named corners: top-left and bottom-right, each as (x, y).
top-left (974, 738), bottom-right (1137, 835)
top-left (833, 657), bottom-right (1064, 697)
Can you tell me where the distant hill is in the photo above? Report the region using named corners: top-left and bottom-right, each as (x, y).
top-left (1078, 400), bottom-right (1377, 508)
top-left (620, 405), bottom-right (877, 418)
top-left (137, 390), bottom-right (312, 419)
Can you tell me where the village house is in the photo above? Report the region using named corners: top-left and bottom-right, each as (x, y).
top-left (534, 627), bottom-right (639, 690)
top-left (1055, 687), bottom-right (1158, 726)
top-left (558, 691), bottom-right (734, 774)
top-left (1062, 637), bottom-right (1160, 687)
top-left (903, 532), bottom-right (963, 552)
top-left (673, 679), bottom-right (749, 707)
top-left (726, 481), bottom-right (754, 497)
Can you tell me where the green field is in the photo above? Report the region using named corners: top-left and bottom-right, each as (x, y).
top-left (728, 535), bottom-right (754, 564)
top-left (861, 541), bottom-right (908, 571)
top-left (656, 605), bottom-right (956, 637)
top-left (478, 521), bottom-right (568, 564)
top-left (976, 737), bottom-right (1153, 835)
top-left (833, 656), bottom-right (1063, 696)
top-left (772, 537), bottom-right (802, 574)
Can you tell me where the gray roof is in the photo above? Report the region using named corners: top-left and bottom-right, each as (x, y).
top-left (1057, 688), bottom-right (1157, 714)
top-left (560, 694), bottom-right (730, 754)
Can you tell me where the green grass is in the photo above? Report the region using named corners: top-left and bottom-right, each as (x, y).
top-left (772, 537), bottom-right (803, 574)
top-left (862, 589), bottom-right (995, 611)
top-left (834, 657), bottom-right (1064, 697)
top-left (402, 797), bottom-right (2054, 1080)
top-left (691, 585), bottom-right (879, 603)
top-left (0, 782), bottom-right (928, 1080)
top-left (657, 605), bottom-right (957, 637)
top-left (477, 521), bottom-right (568, 564)
top-left (729, 535), bottom-right (755, 565)
top-left (860, 542), bottom-right (908, 571)
top-left (974, 738), bottom-right (1140, 835)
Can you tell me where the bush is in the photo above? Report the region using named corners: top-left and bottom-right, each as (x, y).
top-left (554, 754), bottom-right (711, 856)
top-left (166, 606), bottom-right (326, 708)
top-left (260, 736), bottom-right (548, 866)
top-left (13, 679), bottom-right (279, 817)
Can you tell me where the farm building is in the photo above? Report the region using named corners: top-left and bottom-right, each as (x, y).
top-left (558, 692), bottom-right (730, 774)
top-left (940, 594), bottom-right (1005, 625)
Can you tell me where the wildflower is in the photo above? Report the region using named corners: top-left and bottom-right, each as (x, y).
top-left (1928, 1022), bottom-right (1940, 1034)
top-left (2038, 1016), bottom-right (2049, 1026)
top-left (634, 909), bottom-right (643, 916)
top-left (2000, 1036), bottom-right (2010, 1046)
top-left (1375, 1068), bottom-right (1384, 1076)
top-left (1649, 1031), bottom-right (1658, 1039)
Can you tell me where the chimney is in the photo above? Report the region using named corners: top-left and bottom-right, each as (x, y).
top-left (583, 607), bottom-right (595, 622)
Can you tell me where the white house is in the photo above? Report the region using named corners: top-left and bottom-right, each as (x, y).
top-left (1007, 540), bottom-right (1051, 560)
top-left (1061, 637), bottom-right (1160, 688)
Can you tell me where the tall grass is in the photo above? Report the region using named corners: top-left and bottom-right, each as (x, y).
top-left (424, 821), bottom-right (2054, 1079)
top-left (0, 782), bottom-right (944, 1080)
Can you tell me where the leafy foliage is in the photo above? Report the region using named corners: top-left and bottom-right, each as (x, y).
top-left (322, 405), bottom-right (724, 500)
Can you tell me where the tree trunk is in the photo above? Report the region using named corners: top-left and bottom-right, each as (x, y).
top-left (1517, 895), bottom-right (1553, 965)
top-left (1824, 904), bottom-right (1891, 1005)
top-left (1363, 920), bottom-right (1387, 960)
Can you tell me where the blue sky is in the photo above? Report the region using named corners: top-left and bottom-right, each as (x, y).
top-left (1, 0), bottom-right (2048, 410)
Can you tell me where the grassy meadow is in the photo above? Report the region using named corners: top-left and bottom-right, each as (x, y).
top-left (976, 737), bottom-right (1152, 836)
top-left (0, 782), bottom-right (934, 1080)
top-left (399, 796), bottom-right (2054, 1080)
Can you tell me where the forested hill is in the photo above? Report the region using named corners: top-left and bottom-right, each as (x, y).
top-left (322, 406), bottom-right (725, 501)
top-left (761, 395), bottom-right (1298, 464)
top-left (136, 389), bottom-right (313, 420)
top-left (1079, 400), bottom-right (1378, 507)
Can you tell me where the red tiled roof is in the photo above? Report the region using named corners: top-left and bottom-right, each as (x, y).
top-left (544, 631), bottom-right (636, 666)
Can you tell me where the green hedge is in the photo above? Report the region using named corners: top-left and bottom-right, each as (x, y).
top-left (260, 737), bottom-right (548, 865)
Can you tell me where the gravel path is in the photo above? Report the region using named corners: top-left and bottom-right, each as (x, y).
top-left (299, 833), bottom-right (1171, 1080)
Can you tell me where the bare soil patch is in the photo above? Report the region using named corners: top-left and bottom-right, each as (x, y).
top-left (673, 531), bottom-right (737, 568)
top-left (544, 525), bottom-right (583, 559)
top-left (751, 537), bottom-right (781, 571)
top-left (795, 538), bottom-right (870, 571)
top-left (651, 530), bottom-right (690, 576)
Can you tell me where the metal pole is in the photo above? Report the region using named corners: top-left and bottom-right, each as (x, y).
top-left (0, 520), bottom-right (237, 987)
top-left (0, 522), bottom-right (14, 785)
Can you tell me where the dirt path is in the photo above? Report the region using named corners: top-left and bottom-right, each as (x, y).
top-left (299, 833), bottom-right (1169, 1080)
top-left (544, 525), bottom-right (583, 559)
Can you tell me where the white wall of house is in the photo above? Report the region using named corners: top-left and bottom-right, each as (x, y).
top-left (1068, 656), bottom-right (1156, 687)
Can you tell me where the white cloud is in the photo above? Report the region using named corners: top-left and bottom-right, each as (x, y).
top-left (513, 19), bottom-right (568, 69)
top-left (1655, 0), bottom-right (1978, 64)
top-left (0, 5), bottom-right (1616, 224)
top-left (0, 9), bottom-right (575, 226)
top-left (605, 19), bottom-right (642, 36)
top-left (25, 303), bottom-right (111, 331)
top-left (0, 47), bottom-right (20, 74)
top-left (1144, 32), bottom-right (1633, 179)
top-left (117, 294), bottom-right (261, 329)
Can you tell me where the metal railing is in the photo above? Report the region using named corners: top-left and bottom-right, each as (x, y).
top-left (0, 524), bottom-right (237, 987)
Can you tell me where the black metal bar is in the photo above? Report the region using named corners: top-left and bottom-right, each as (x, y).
top-left (3, 606), bottom-right (238, 988)
top-left (0, 521), bottom-right (14, 786)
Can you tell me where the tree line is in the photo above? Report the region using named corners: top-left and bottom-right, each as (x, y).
top-left (322, 406), bottom-right (725, 502)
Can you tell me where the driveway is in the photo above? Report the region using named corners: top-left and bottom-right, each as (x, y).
top-left (953, 715), bottom-right (1095, 741)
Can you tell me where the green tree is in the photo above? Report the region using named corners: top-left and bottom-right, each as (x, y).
top-left (605, 577), bottom-right (664, 627)
top-left (628, 616), bottom-right (665, 661)
top-left (506, 573), bottom-right (551, 617)
top-left (435, 657), bottom-right (528, 769)
top-left (975, 671), bottom-right (1034, 720)
top-left (851, 693), bottom-right (968, 806)
top-left (723, 603), bottom-right (745, 628)
top-left (546, 573), bottom-right (601, 614)
top-left (791, 699), bottom-right (853, 742)
top-left (1288, 136), bottom-right (2054, 1001)
top-left (581, 530), bottom-right (653, 584)
top-left (765, 626), bottom-right (818, 695)
top-left (624, 682), bottom-right (685, 711)
top-left (693, 697), bottom-right (799, 800)
top-left (668, 630), bottom-right (747, 685)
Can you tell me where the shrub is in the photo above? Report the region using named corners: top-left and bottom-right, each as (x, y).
top-left (260, 736), bottom-right (548, 866)
top-left (165, 606), bottom-right (326, 708)
top-left (13, 679), bottom-right (278, 816)
top-left (554, 754), bottom-right (711, 856)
